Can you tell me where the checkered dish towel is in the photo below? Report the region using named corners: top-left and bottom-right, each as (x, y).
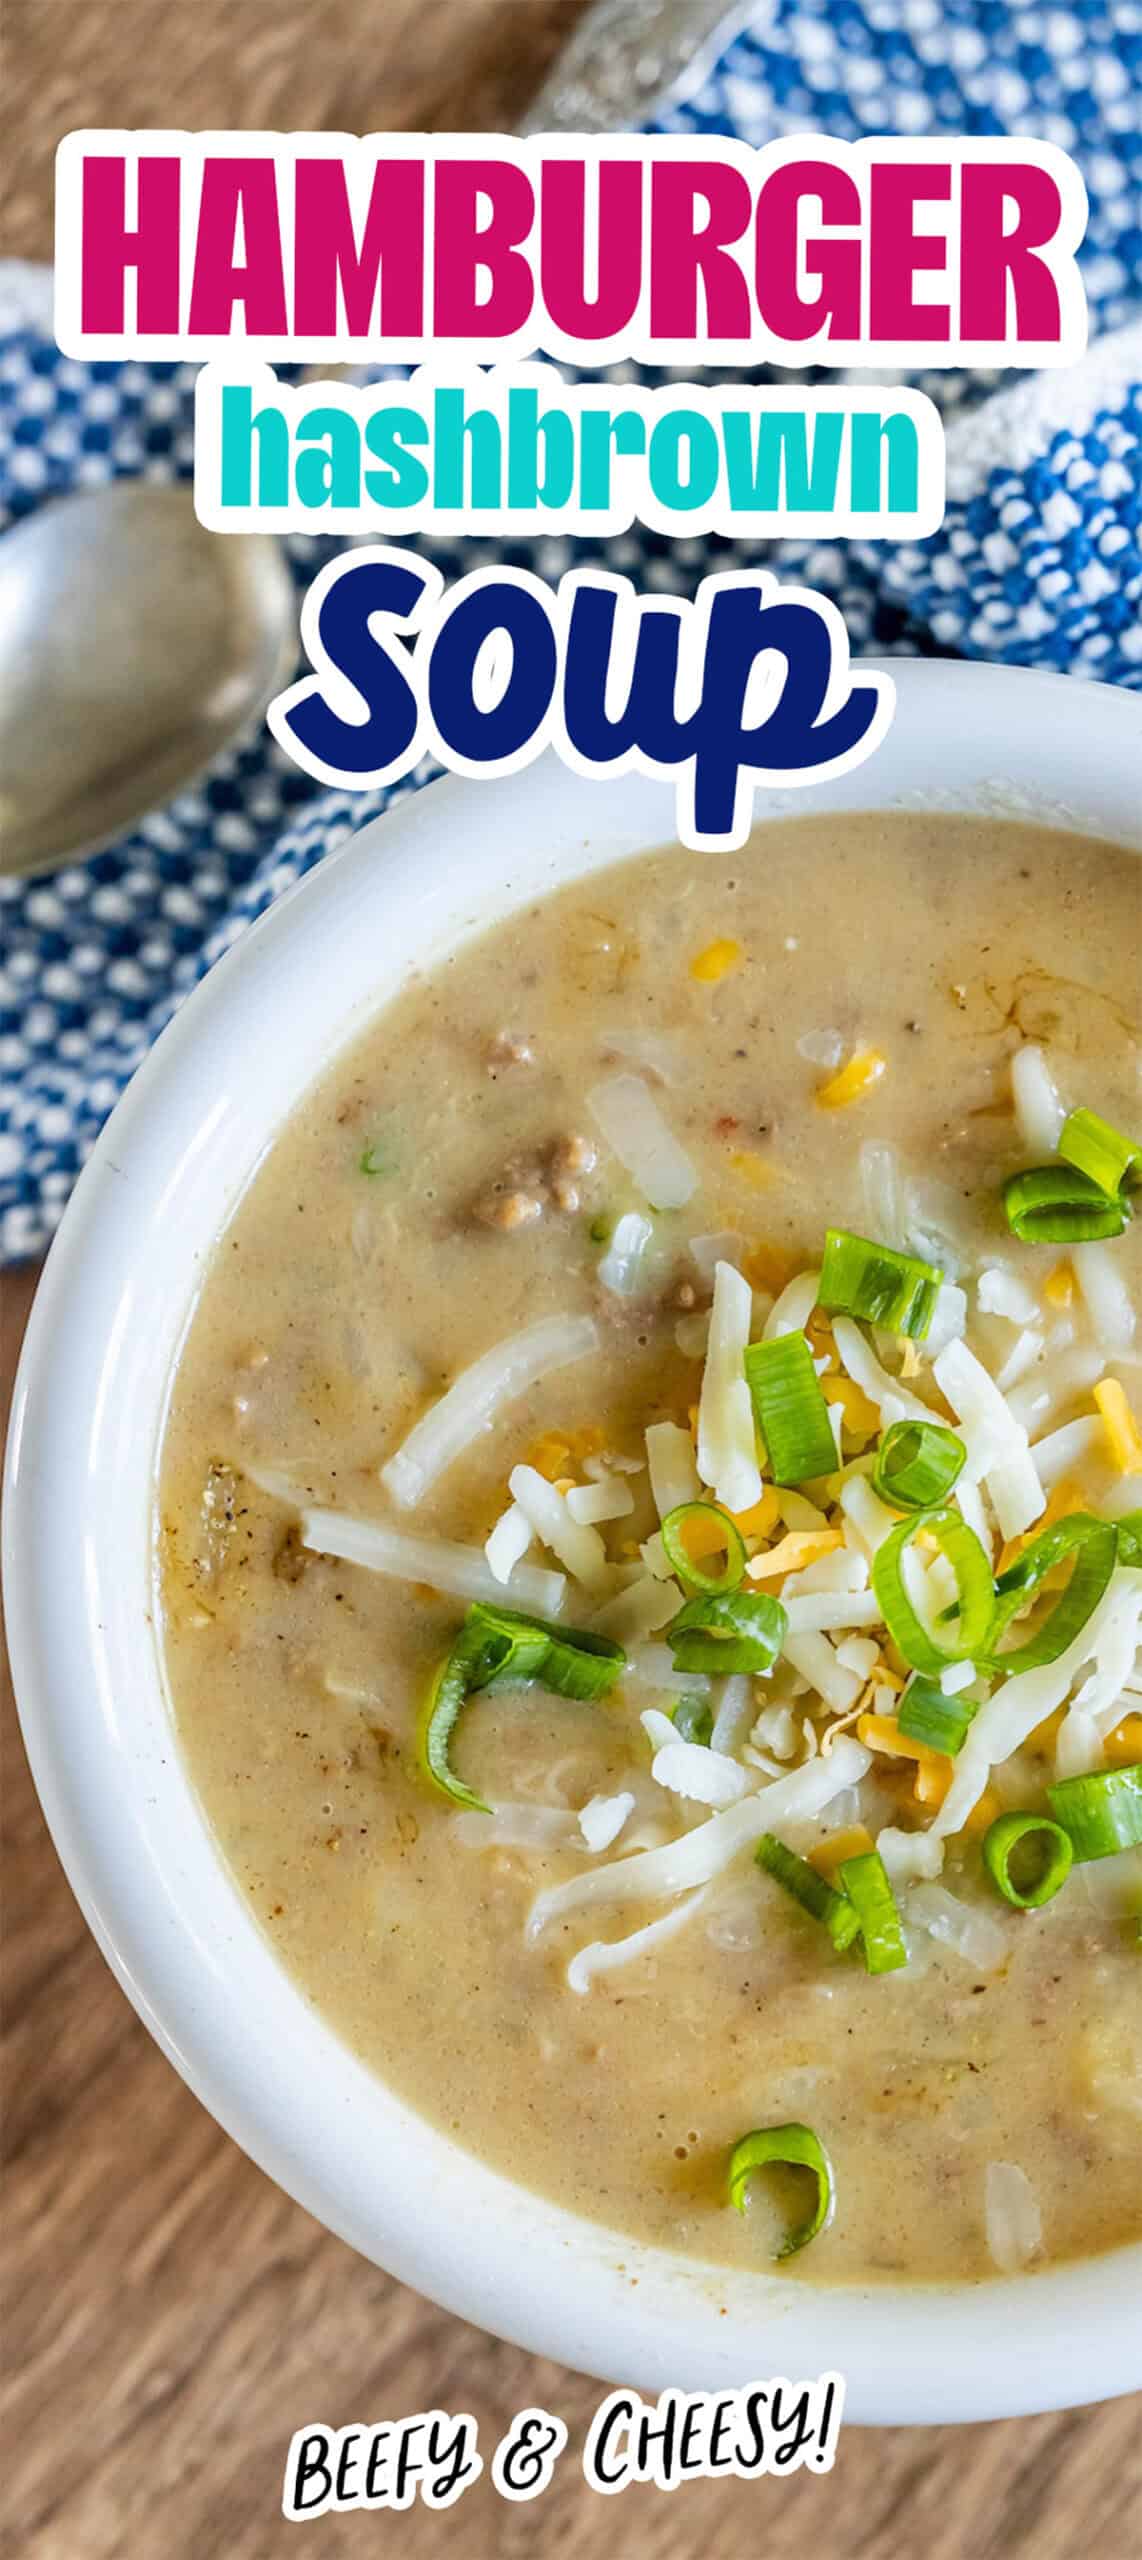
top-left (2, 0), bottom-right (1141, 1260)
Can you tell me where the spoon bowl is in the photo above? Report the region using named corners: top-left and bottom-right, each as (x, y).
top-left (0, 483), bottom-right (297, 879)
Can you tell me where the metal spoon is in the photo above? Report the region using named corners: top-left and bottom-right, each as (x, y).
top-left (0, 482), bottom-right (297, 879)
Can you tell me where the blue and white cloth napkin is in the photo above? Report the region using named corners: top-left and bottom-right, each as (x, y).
top-left (2, 0), bottom-right (1141, 1261)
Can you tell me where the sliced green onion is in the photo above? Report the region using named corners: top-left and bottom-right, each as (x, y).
top-left (1047, 1764), bottom-right (1142, 1861)
top-left (836, 1849), bottom-right (908, 1973)
top-left (671, 1696), bottom-right (713, 1746)
top-left (756, 1832), bottom-right (862, 1952)
top-left (359, 1139), bottom-right (395, 1177)
top-left (1115, 1511), bottom-right (1142, 1569)
top-left (1058, 1106), bottom-right (1141, 1199)
top-left (982, 1810), bottom-right (1073, 1909)
top-left (666, 1586), bottom-right (787, 1675)
top-left (872, 1507), bottom-right (996, 1674)
top-left (418, 1628), bottom-right (498, 1814)
top-left (419, 1606), bottom-right (625, 1808)
top-left (818, 1228), bottom-right (942, 1340)
top-left (1003, 1164), bottom-right (1130, 1243)
top-left (727, 2124), bottom-right (835, 2258)
top-left (897, 1673), bottom-right (977, 1757)
top-left (743, 1332), bottom-right (838, 1485)
top-left (872, 1419), bottom-right (965, 1509)
top-left (661, 1500), bottom-right (746, 1595)
top-left (985, 1513), bottom-right (1118, 1675)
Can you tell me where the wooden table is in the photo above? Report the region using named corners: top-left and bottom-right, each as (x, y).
top-left (3, 4), bottom-right (1141, 2551)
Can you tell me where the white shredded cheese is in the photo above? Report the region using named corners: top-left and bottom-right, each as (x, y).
top-left (1011, 1043), bottom-right (1064, 1155)
top-left (484, 1501), bottom-right (533, 1585)
top-left (566, 1474), bottom-right (634, 1525)
top-left (794, 1546), bottom-right (870, 1595)
top-left (645, 1419), bottom-right (701, 1519)
top-left (835, 1634), bottom-right (880, 1678)
top-left (566, 1891), bottom-right (706, 1994)
top-left (940, 1659), bottom-right (977, 1696)
top-left (1030, 1414), bottom-right (1103, 1487)
top-left (954, 1472), bottom-right (995, 1560)
top-left (906, 1885), bottom-right (1007, 1974)
top-left (598, 1210), bottom-right (654, 1297)
top-left (526, 1737), bottom-right (870, 1935)
top-left (1072, 1239), bottom-right (1137, 1356)
top-left (933, 1335), bottom-right (1045, 1542)
top-left (877, 1825), bottom-right (945, 1885)
top-left (977, 1266), bottom-right (1040, 1325)
top-left (696, 1260), bottom-right (762, 1513)
top-left (776, 1488), bottom-right (829, 1532)
top-left (579, 1791), bottom-right (637, 1853)
top-left (598, 1025), bottom-right (683, 1085)
top-left (689, 1230), bottom-right (745, 1279)
top-left (782, 1631), bottom-right (863, 1714)
top-left (839, 1473), bottom-right (900, 1556)
top-left (587, 1072), bottom-right (697, 1210)
top-left (589, 1576), bottom-right (681, 1642)
top-left (1008, 1342), bottom-right (1104, 1435)
top-left (832, 1316), bottom-right (937, 1426)
top-left (709, 1674), bottom-right (755, 1757)
top-left (640, 1707), bottom-right (679, 1751)
top-left (926, 1282), bottom-right (968, 1356)
top-left (509, 1464), bottom-right (614, 1594)
top-left (300, 1507), bottom-right (566, 1616)
top-left (985, 2161), bottom-right (1042, 2273)
top-left (763, 1269), bottom-right (821, 1339)
top-left (995, 1328), bottom-right (1046, 1392)
top-left (651, 1740), bottom-right (751, 1806)
top-left (782, 1589), bottom-right (884, 1635)
top-left (623, 1639), bottom-right (706, 1693)
top-left (380, 1312), bottom-right (599, 1508)
top-left (752, 1702), bottom-right (798, 1760)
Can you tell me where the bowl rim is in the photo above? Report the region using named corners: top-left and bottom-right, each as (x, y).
top-left (6, 658), bottom-right (1142, 2427)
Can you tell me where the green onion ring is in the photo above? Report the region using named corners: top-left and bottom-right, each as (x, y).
top-left (743, 1331), bottom-right (839, 1484)
top-left (897, 1673), bottom-right (977, 1757)
top-left (872, 1419), bottom-right (966, 1510)
top-left (756, 1832), bottom-right (861, 1951)
top-left (660, 1500), bottom-right (746, 1596)
top-left (1115, 1511), bottom-right (1142, 1569)
top-left (837, 1849), bottom-right (909, 1973)
top-left (1047, 1764), bottom-right (1142, 1861)
top-left (727, 2124), bottom-right (835, 2258)
top-left (666, 1586), bottom-right (787, 1676)
top-left (419, 1606), bottom-right (625, 1808)
top-left (872, 1506), bottom-right (996, 1674)
top-left (818, 1227), bottom-right (943, 1340)
top-left (1003, 1164), bottom-right (1131, 1243)
top-left (982, 1810), bottom-right (1074, 1909)
top-left (671, 1695), bottom-right (714, 1746)
top-left (984, 1513), bottom-right (1118, 1675)
top-left (1058, 1106), bottom-right (1141, 1199)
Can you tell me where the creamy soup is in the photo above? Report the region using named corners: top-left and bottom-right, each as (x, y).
top-left (159, 812), bottom-right (1142, 2285)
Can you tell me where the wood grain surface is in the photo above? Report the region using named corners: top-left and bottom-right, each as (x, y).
top-left (2, 5), bottom-right (1141, 2553)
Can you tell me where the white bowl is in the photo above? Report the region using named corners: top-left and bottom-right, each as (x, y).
top-left (6, 662), bottom-right (1142, 2425)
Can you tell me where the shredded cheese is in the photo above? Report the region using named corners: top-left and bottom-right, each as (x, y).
top-left (381, 1312), bottom-right (599, 1509)
top-left (690, 937), bottom-right (743, 983)
top-left (696, 1259), bottom-right (762, 1514)
top-left (816, 1048), bottom-right (887, 1109)
top-left (807, 1825), bottom-right (874, 1876)
top-left (1094, 1377), bottom-right (1142, 1474)
top-left (566, 1892), bottom-right (707, 1994)
top-left (747, 1529), bottom-right (842, 1580)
